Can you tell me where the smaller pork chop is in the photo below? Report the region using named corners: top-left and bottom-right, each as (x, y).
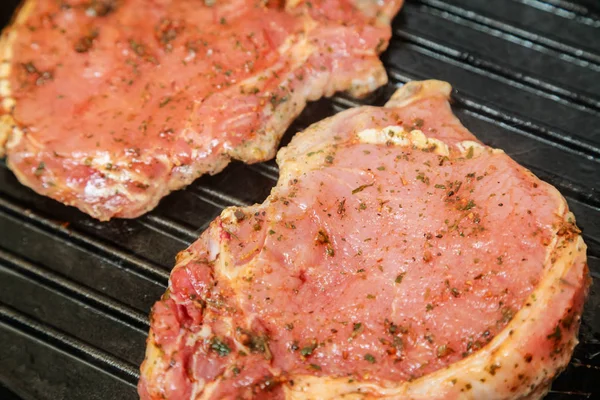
top-left (139, 80), bottom-right (589, 400)
top-left (0, 0), bottom-right (403, 220)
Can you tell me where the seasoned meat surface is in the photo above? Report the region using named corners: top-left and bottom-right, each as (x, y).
top-left (139, 80), bottom-right (589, 400)
top-left (0, 0), bottom-right (403, 220)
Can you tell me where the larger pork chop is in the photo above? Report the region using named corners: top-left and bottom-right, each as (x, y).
top-left (0, 0), bottom-right (403, 220)
top-left (139, 80), bottom-right (589, 399)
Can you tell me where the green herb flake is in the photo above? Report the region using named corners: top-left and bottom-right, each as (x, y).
top-left (159, 97), bottom-right (172, 108)
top-left (416, 172), bottom-right (430, 185)
top-left (364, 353), bottom-right (376, 363)
top-left (210, 337), bottom-right (231, 357)
top-left (300, 343), bottom-right (317, 357)
top-left (352, 182), bottom-right (374, 194)
top-left (437, 344), bottom-right (451, 358)
top-left (395, 272), bottom-right (406, 284)
top-left (458, 200), bottom-right (476, 211)
top-left (466, 146), bottom-right (474, 159)
top-left (34, 161), bottom-right (46, 176)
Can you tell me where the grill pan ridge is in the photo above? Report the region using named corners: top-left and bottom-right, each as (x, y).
top-left (0, 0), bottom-right (598, 399)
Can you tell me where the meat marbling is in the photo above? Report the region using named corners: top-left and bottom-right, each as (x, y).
top-left (0, 0), bottom-right (403, 220)
top-left (139, 80), bottom-right (589, 399)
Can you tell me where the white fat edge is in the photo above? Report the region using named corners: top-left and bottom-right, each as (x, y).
top-left (285, 0), bottom-right (303, 8)
top-left (357, 125), bottom-right (450, 156)
top-left (79, 151), bottom-right (165, 201)
top-left (206, 234), bottom-right (220, 262)
top-left (286, 376), bottom-right (396, 399)
top-left (2, 97), bottom-right (15, 111)
top-left (278, 141), bottom-right (333, 181)
top-left (220, 207), bottom-right (240, 223)
top-left (0, 62), bottom-right (10, 79)
top-left (82, 171), bottom-right (151, 203)
top-left (408, 130), bottom-right (449, 156)
top-left (357, 126), bottom-right (406, 146)
top-left (0, 22), bottom-right (17, 127)
top-left (0, 28), bottom-right (16, 114)
top-left (0, 2), bottom-right (31, 115)
top-left (0, 31), bottom-right (15, 102)
top-left (3, 121), bottom-right (21, 151)
top-left (183, 134), bottom-right (220, 163)
top-left (455, 140), bottom-right (504, 158)
top-left (209, 219), bottom-right (243, 283)
top-left (349, 74), bottom-right (379, 92)
top-left (0, 115), bottom-right (17, 152)
top-left (0, 78), bottom-right (10, 97)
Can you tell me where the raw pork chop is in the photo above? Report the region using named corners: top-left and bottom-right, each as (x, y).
top-left (0, 0), bottom-right (403, 220)
top-left (139, 80), bottom-right (589, 399)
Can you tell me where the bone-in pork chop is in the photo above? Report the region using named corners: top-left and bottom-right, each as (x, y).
top-left (0, 0), bottom-right (403, 220)
top-left (138, 80), bottom-right (589, 399)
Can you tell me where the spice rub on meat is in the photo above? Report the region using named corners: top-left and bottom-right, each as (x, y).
top-left (139, 80), bottom-right (589, 399)
top-left (0, 0), bottom-right (403, 220)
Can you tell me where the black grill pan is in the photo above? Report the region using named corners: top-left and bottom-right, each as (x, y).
top-left (1, 0), bottom-right (599, 399)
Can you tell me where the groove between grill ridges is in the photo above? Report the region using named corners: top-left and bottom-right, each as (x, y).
top-left (0, 195), bottom-right (170, 286)
top-left (547, 390), bottom-right (593, 399)
top-left (192, 185), bottom-right (251, 208)
top-left (393, 27), bottom-right (600, 113)
top-left (374, 69), bottom-right (600, 161)
top-left (517, 0), bottom-right (600, 28)
top-left (0, 246), bottom-right (149, 332)
top-left (527, 0), bottom-right (600, 20)
top-left (390, 39), bottom-right (600, 123)
top-left (141, 214), bottom-right (198, 245)
top-left (409, 0), bottom-right (600, 68)
top-left (457, 97), bottom-right (600, 161)
top-left (249, 163), bottom-right (280, 182)
top-left (0, 302), bottom-right (140, 386)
